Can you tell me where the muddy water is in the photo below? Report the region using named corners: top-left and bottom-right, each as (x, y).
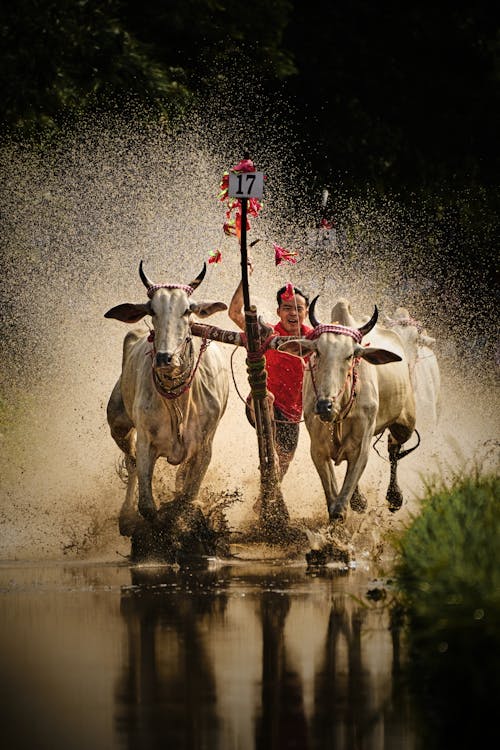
top-left (1, 102), bottom-right (498, 750)
top-left (0, 558), bottom-right (417, 750)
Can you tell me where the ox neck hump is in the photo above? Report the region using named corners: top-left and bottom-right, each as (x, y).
top-left (330, 298), bottom-right (355, 327)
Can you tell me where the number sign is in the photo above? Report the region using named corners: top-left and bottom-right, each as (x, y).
top-left (228, 172), bottom-right (264, 200)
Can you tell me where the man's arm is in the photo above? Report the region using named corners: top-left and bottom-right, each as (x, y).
top-left (228, 279), bottom-right (246, 330)
top-left (228, 259), bottom-right (254, 331)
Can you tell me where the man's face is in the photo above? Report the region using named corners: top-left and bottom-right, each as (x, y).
top-left (277, 293), bottom-right (308, 335)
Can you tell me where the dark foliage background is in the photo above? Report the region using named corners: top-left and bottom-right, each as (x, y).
top-left (1, 1), bottom-right (498, 297)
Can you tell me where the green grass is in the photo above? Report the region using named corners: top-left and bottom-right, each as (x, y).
top-left (393, 471), bottom-right (500, 634)
top-left (390, 470), bottom-right (500, 747)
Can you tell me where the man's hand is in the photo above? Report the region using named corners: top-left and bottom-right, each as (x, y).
top-left (258, 316), bottom-right (274, 339)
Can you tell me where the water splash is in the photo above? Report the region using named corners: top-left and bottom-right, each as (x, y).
top-left (1, 97), bottom-right (498, 560)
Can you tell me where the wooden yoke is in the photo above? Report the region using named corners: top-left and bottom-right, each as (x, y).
top-left (190, 322), bottom-right (292, 351)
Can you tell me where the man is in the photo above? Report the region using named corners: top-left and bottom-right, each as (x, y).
top-left (229, 270), bottom-right (313, 479)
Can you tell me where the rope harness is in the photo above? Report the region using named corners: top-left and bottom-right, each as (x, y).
top-left (384, 316), bottom-right (424, 333)
top-left (229, 324), bottom-right (364, 426)
top-left (304, 323), bottom-right (364, 426)
top-left (307, 355), bottom-right (361, 425)
top-left (146, 283), bottom-right (194, 298)
top-left (244, 332), bottom-right (278, 401)
top-left (305, 323), bottom-right (363, 344)
top-left (146, 329), bottom-right (210, 400)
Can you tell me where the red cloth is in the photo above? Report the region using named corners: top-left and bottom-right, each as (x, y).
top-left (265, 321), bottom-right (313, 422)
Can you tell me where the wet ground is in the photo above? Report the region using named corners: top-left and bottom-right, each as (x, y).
top-left (0, 555), bottom-right (420, 750)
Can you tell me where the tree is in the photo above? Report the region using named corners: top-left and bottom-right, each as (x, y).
top-left (0, 0), bottom-right (192, 132)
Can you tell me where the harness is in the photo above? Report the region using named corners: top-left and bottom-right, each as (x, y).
top-left (385, 316), bottom-right (424, 333)
top-left (146, 283), bottom-right (194, 298)
top-left (305, 324), bottom-right (364, 425)
top-left (307, 356), bottom-right (361, 424)
top-left (146, 329), bottom-right (210, 400)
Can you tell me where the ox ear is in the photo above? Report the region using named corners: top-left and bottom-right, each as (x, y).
top-left (355, 346), bottom-right (402, 365)
top-left (104, 302), bottom-right (151, 323)
top-left (277, 339), bottom-right (317, 357)
top-left (189, 300), bottom-right (228, 318)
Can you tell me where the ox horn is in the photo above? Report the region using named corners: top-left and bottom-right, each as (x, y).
top-left (188, 262), bottom-right (207, 291)
top-left (309, 295), bottom-right (322, 328)
top-left (358, 305), bottom-right (378, 338)
top-left (139, 260), bottom-right (155, 290)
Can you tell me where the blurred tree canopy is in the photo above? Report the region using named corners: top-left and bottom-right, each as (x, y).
top-left (0, 0), bottom-right (498, 194)
top-left (284, 0), bottom-right (500, 190)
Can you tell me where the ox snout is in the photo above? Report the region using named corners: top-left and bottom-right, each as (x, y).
top-left (155, 351), bottom-right (179, 369)
top-left (315, 398), bottom-right (335, 422)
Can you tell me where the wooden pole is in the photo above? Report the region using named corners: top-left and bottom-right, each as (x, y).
top-left (240, 197), bottom-right (251, 310)
top-left (238, 191), bottom-right (289, 537)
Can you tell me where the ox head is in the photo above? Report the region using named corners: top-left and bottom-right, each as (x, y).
top-left (278, 296), bottom-right (402, 422)
top-left (104, 262), bottom-right (227, 372)
top-left (383, 307), bottom-right (436, 368)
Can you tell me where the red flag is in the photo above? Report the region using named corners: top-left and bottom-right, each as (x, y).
top-left (274, 243), bottom-right (299, 266)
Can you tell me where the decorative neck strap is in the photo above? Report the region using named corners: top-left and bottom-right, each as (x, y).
top-left (306, 324), bottom-right (363, 344)
top-left (386, 317), bottom-right (423, 333)
top-left (147, 283), bottom-right (194, 299)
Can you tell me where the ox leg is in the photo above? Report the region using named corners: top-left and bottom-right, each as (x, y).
top-left (386, 436), bottom-right (404, 512)
top-left (119, 454), bottom-right (139, 536)
top-left (350, 485), bottom-right (367, 513)
top-left (310, 444), bottom-right (339, 520)
top-left (330, 440), bottom-right (371, 522)
top-left (107, 380), bottom-right (140, 535)
top-left (136, 437), bottom-right (158, 521)
top-left (173, 443), bottom-right (213, 504)
top-left (435, 389), bottom-right (442, 426)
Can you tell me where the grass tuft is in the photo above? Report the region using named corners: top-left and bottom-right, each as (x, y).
top-left (393, 472), bottom-right (500, 633)
top-left (391, 468), bottom-right (500, 746)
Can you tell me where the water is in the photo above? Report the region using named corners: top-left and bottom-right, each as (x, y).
top-left (0, 559), bottom-right (416, 750)
top-left (0, 94), bottom-right (498, 748)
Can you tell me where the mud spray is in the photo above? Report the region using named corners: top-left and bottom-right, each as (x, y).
top-left (1, 86), bottom-right (498, 561)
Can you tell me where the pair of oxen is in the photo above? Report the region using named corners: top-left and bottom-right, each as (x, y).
top-left (105, 263), bottom-right (438, 540)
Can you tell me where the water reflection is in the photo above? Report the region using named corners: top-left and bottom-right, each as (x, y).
top-left (115, 563), bottom-right (416, 749)
top-left (117, 566), bottom-right (226, 748)
top-left (0, 561), bottom-right (417, 749)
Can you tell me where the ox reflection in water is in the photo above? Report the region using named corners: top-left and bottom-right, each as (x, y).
top-left (104, 262), bottom-right (229, 541)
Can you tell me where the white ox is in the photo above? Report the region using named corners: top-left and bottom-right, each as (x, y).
top-left (279, 298), bottom-right (417, 522)
top-left (383, 307), bottom-right (441, 430)
top-left (105, 262), bottom-right (229, 535)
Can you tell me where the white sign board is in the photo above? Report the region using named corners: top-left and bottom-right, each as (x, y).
top-left (228, 171), bottom-right (264, 200)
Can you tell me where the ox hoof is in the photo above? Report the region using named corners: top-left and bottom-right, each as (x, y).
top-left (328, 510), bottom-right (345, 523)
top-left (306, 526), bottom-right (351, 568)
top-left (306, 546), bottom-right (350, 568)
top-left (138, 502), bottom-right (158, 522)
top-left (306, 548), bottom-right (330, 567)
top-left (350, 490), bottom-right (367, 513)
top-left (119, 513), bottom-right (141, 537)
top-left (387, 487), bottom-right (403, 513)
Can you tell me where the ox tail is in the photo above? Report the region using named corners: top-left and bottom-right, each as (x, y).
top-left (397, 429), bottom-right (421, 461)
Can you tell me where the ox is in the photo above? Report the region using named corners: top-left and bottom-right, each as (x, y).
top-left (278, 298), bottom-right (417, 523)
top-left (105, 262), bottom-right (229, 535)
top-left (383, 307), bottom-right (441, 430)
